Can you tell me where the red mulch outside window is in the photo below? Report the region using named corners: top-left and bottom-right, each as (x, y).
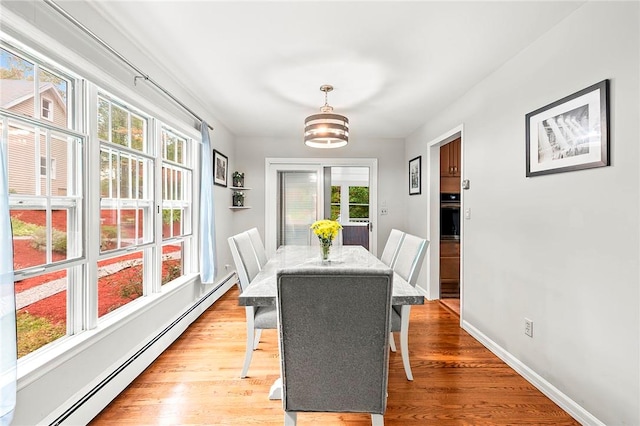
top-left (13, 210), bottom-right (182, 324)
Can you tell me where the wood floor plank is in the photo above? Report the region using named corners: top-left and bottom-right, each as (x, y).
top-left (89, 287), bottom-right (579, 425)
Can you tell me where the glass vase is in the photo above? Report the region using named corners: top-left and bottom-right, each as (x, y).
top-left (320, 241), bottom-right (331, 262)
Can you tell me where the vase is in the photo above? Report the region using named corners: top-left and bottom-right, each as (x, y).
top-left (320, 241), bottom-right (331, 262)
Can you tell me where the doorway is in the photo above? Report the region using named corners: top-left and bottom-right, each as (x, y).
top-left (265, 158), bottom-right (378, 258)
top-left (427, 126), bottom-right (463, 319)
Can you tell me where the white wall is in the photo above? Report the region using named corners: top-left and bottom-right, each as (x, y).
top-left (232, 135), bottom-right (406, 255)
top-left (405, 2), bottom-right (639, 425)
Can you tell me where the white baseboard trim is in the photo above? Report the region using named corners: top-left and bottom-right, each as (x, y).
top-left (461, 319), bottom-right (604, 426)
top-left (50, 273), bottom-right (237, 425)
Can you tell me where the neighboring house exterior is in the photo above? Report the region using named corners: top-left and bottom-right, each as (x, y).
top-left (1, 79), bottom-right (69, 196)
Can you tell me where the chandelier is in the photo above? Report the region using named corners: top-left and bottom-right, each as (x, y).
top-left (304, 85), bottom-right (349, 148)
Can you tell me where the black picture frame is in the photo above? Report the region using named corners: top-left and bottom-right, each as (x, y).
top-left (409, 155), bottom-right (421, 195)
top-left (526, 79), bottom-right (609, 177)
top-left (213, 150), bottom-right (228, 187)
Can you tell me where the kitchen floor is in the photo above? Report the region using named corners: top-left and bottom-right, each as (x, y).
top-left (440, 298), bottom-right (460, 316)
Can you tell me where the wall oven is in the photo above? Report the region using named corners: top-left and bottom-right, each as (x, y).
top-left (440, 193), bottom-right (460, 240)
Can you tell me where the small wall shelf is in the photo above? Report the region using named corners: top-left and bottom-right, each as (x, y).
top-left (230, 186), bottom-right (251, 209)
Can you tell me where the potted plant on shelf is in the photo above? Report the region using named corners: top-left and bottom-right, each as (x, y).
top-left (232, 191), bottom-right (245, 207)
top-left (232, 171), bottom-right (244, 187)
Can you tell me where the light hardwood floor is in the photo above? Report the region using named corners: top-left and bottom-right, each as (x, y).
top-left (90, 287), bottom-right (579, 425)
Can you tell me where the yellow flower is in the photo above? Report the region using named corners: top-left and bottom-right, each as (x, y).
top-left (310, 219), bottom-right (342, 245)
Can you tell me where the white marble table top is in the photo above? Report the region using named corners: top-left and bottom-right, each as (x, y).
top-left (238, 245), bottom-right (425, 307)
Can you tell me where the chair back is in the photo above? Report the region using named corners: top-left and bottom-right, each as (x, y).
top-left (393, 233), bottom-right (428, 286)
top-left (380, 229), bottom-right (405, 267)
top-left (228, 232), bottom-right (261, 291)
top-left (247, 227), bottom-right (268, 268)
top-left (277, 266), bottom-right (393, 415)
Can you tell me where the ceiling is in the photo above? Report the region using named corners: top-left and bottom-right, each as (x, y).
top-left (71, 1), bottom-right (583, 140)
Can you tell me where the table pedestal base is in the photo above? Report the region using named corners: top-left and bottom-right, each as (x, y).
top-left (269, 377), bottom-right (283, 400)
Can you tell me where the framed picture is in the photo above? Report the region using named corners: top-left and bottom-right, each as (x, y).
top-left (526, 79), bottom-right (609, 177)
top-left (409, 155), bottom-right (421, 195)
top-left (213, 150), bottom-right (228, 187)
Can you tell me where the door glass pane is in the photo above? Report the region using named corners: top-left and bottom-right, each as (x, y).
top-left (278, 171), bottom-right (317, 246)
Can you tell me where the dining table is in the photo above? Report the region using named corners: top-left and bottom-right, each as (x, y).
top-left (238, 244), bottom-right (425, 399)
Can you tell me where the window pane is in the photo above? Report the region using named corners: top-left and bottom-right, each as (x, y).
top-left (348, 186), bottom-right (369, 221)
top-left (131, 114), bottom-right (145, 152)
top-left (111, 104), bottom-right (128, 147)
top-left (162, 242), bottom-right (183, 285)
top-left (162, 128), bottom-right (185, 165)
top-left (100, 150), bottom-right (114, 198)
top-left (16, 269), bottom-right (68, 358)
top-left (12, 209), bottom-right (47, 269)
top-left (100, 207), bottom-right (149, 251)
top-left (39, 67), bottom-right (68, 127)
top-left (97, 98), bottom-right (109, 141)
top-left (330, 186), bottom-right (340, 221)
top-left (7, 124), bottom-right (38, 195)
top-left (11, 208), bottom-right (79, 270)
top-left (162, 208), bottom-right (186, 240)
top-left (7, 123), bottom-right (80, 197)
top-left (0, 48), bottom-right (35, 119)
top-left (98, 251), bottom-right (144, 317)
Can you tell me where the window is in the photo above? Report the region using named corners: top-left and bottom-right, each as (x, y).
top-left (39, 156), bottom-right (56, 179)
top-left (2, 43), bottom-right (196, 359)
top-left (41, 97), bottom-right (52, 121)
top-left (330, 185), bottom-right (370, 223)
top-left (2, 46), bottom-right (83, 356)
top-left (160, 127), bottom-right (192, 285)
top-left (97, 94), bottom-right (154, 314)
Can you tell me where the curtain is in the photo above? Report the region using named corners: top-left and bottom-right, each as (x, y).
top-left (0, 123), bottom-right (16, 425)
top-left (200, 122), bottom-right (217, 283)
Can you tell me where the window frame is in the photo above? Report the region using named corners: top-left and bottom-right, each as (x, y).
top-left (2, 40), bottom-right (200, 365)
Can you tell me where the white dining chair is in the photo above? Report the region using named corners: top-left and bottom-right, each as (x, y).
top-left (389, 233), bottom-right (429, 381)
top-left (277, 266), bottom-right (393, 425)
top-left (247, 227), bottom-right (268, 268)
top-left (380, 229), bottom-right (405, 268)
top-left (228, 231), bottom-right (277, 378)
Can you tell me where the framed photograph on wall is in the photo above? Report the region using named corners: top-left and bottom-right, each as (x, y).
top-left (213, 150), bottom-right (228, 187)
top-left (526, 79), bottom-right (609, 177)
top-left (409, 155), bottom-right (421, 195)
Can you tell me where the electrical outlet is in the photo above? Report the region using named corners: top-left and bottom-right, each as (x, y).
top-left (524, 318), bottom-right (533, 337)
top-left (380, 207), bottom-right (388, 215)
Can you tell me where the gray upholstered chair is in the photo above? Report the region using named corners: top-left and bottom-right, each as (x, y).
top-left (380, 229), bottom-right (405, 267)
top-left (228, 231), bottom-right (277, 378)
top-left (247, 227), bottom-right (268, 268)
top-left (389, 233), bottom-right (428, 381)
top-left (276, 266), bottom-right (393, 426)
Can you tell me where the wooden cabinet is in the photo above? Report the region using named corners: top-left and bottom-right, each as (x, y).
top-left (440, 240), bottom-right (460, 298)
top-left (440, 138), bottom-right (461, 177)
